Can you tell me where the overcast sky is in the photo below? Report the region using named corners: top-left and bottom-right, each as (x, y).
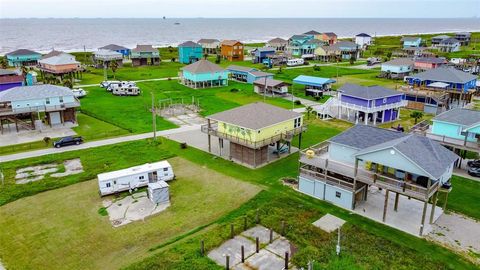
top-left (1, 0), bottom-right (479, 18)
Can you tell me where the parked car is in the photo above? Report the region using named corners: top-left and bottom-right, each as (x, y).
top-left (467, 167), bottom-right (480, 177)
top-left (53, 136), bottom-right (83, 148)
top-left (467, 159), bottom-right (480, 168)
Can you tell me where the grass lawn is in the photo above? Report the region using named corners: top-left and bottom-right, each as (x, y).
top-left (0, 157), bottom-right (260, 270)
top-left (438, 175), bottom-right (480, 220)
top-left (293, 117), bottom-right (353, 148)
top-left (378, 108), bottom-right (434, 131)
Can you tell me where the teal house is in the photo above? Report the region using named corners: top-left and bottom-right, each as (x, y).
top-left (401, 37), bottom-right (422, 48)
top-left (287, 35), bottom-right (314, 56)
top-left (178, 41), bottom-right (203, 64)
top-left (179, 60), bottom-right (228, 89)
top-left (428, 108), bottom-right (480, 151)
top-left (6, 49), bottom-right (42, 67)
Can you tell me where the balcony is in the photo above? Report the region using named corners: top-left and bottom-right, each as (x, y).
top-left (426, 132), bottom-right (480, 152)
top-left (338, 100), bottom-right (408, 114)
top-left (201, 123), bottom-right (306, 149)
top-left (299, 142), bottom-right (439, 200)
top-left (0, 99), bottom-right (80, 116)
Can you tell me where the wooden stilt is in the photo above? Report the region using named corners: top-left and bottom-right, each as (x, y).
top-left (429, 192), bottom-right (438, 224)
top-left (382, 190), bottom-right (389, 222)
top-left (443, 191), bottom-right (449, 211)
top-left (394, 193), bottom-right (399, 211)
top-left (419, 200), bottom-right (428, 236)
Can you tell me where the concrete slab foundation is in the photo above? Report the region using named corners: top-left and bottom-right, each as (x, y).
top-left (312, 214), bottom-right (346, 233)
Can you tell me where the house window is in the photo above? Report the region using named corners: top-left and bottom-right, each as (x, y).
top-left (59, 97), bottom-right (64, 103)
top-left (336, 191), bottom-right (341, 198)
top-left (294, 117), bottom-right (301, 128)
top-left (383, 98), bottom-right (387, 104)
top-left (46, 98), bottom-right (50, 104)
top-left (106, 183), bottom-right (111, 188)
top-left (113, 180), bottom-right (116, 184)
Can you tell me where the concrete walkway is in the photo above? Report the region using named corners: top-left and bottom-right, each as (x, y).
top-left (75, 76), bottom-right (179, 88)
top-left (0, 125), bottom-right (200, 163)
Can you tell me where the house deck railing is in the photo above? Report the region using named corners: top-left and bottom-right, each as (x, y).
top-left (338, 100), bottom-right (408, 114)
top-left (426, 132), bottom-right (480, 151)
top-left (0, 100), bottom-right (80, 116)
top-left (201, 123), bottom-right (306, 149)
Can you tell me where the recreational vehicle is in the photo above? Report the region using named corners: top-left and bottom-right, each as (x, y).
top-left (111, 85), bottom-right (141, 96)
top-left (97, 161), bottom-right (174, 196)
top-left (286, 58), bottom-right (304, 67)
top-left (72, 88), bottom-right (87, 98)
top-left (106, 81), bottom-right (136, 92)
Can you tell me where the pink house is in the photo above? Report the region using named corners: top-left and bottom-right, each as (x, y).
top-left (38, 53), bottom-right (81, 75)
top-left (414, 57), bottom-right (447, 71)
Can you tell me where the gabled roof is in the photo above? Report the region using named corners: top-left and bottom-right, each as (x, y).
top-left (439, 38), bottom-right (460, 45)
top-left (293, 75), bottom-right (336, 87)
top-left (249, 71), bottom-right (273, 77)
top-left (93, 50), bottom-right (123, 58)
top-left (410, 67), bottom-right (477, 84)
top-left (42, 50), bottom-right (64, 59)
top-left (304, 30), bottom-right (321, 35)
top-left (227, 65), bottom-right (255, 72)
top-left (339, 83), bottom-right (402, 100)
top-left (431, 35), bottom-right (450, 40)
top-left (329, 125), bottom-right (405, 150)
top-left (182, 59), bottom-right (224, 74)
top-left (332, 41), bottom-right (358, 50)
top-left (39, 53), bottom-right (79, 66)
top-left (401, 37), bottom-right (421, 42)
top-left (131, 45), bottom-right (157, 53)
top-left (6, 49), bottom-right (41, 56)
top-left (179, 41), bottom-right (202, 47)
top-left (414, 57), bottom-right (447, 64)
top-left (382, 58), bottom-right (414, 66)
top-left (356, 33), bottom-right (371, 37)
top-left (289, 34), bottom-right (310, 40)
top-left (268, 37), bottom-right (288, 44)
top-left (221, 40), bottom-right (242, 46)
top-left (305, 39), bottom-right (324, 46)
top-left (254, 47), bottom-right (276, 52)
top-left (253, 78), bottom-right (290, 88)
top-left (433, 108), bottom-right (480, 128)
top-left (0, 84), bottom-right (74, 102)
top-left (99, 44), bottom-right (129, 51)
top-left (207, 102), bottom-right (300, 130)
top-left (323, 32), bottom-right (337, 37)
top-left (197, 39), bottom-right (220, 44)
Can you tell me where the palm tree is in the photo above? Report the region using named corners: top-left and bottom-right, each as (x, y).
top-left (0, 58), bottom-right (7, 69)
top-left (63, 78), bottom-right (73, 89)
top-left (410, 111), bottom-right (424, 124)
top-left (20, 65), bottom-right (29, 85)
top-left (109, 60), bottom-right (119, 79)
top-left (306, 106), bottom-right (313, 119)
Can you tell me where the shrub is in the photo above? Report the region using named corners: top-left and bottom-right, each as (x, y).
top-left (230, 88), bottom-right (239, 92)
top-left (313, 65), bottom-right (321, 71)
top-left (98, 207), bottom-right (108, 216)
top-left (43, 137), bottom-right (51, 146)
top-left (294, 100), bottom-right (302, 105)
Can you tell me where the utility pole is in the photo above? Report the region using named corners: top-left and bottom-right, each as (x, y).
top-left (151, 92), bottom-right (157, 140)
top-left (336, 227), bottom-right (341, 256)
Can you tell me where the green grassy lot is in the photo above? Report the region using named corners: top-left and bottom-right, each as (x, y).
top-left (438, 175), bottom-right (480, 220)
top-left (0, 156), bottom-right (260, 270)
top-left (80, 80), bottom-right (298, 133)
top-left (378, 109), bottom-right (434, 131)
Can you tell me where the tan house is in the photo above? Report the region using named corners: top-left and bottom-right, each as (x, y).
top-left (220, 40), bottom-right (244, 61)
top-left (38, 52), bottom-right (81, 75)
top-left (315, 46), bottom-right (340, 62)
top-left (267, 38), bottom-right (288, 52)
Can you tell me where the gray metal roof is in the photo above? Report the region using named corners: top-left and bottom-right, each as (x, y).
top-left (182, 60), bottom-right (224, 74)
top-left (227, 65), bottom-right (255, 72)
top-left (197, 39), bottom-right (220, 44)
top-left (411, 67), bottom-right (478, 84)
top-left (0, 69), bottom-right (18, 76)
top-left (304, 30), bottom-right (321, 35)
top-left (131, 45), bottom-right (157, 53)
top-left (42, 50), bottom-right (64, 59)
top-left (179, 41), bottom-right (201, 47)
top-left (0, 84), bottom-right (74, 102)
top-left (268, 38), bottom-right (288, 44)
top-left (329, 125), bottom-right (405, 150)
top-left (6, 49), bottom-right (41, 56)
top-left (207, 102), bottom-right (300, 130)
top-left (253, 78), bottom-right (289, 87)
top-left (414, 57), bottom-right (447, 64)
top-left (339, 83), bottom-right (403, 100)
top-left (431, 35), bottom-right (450, 40)
top-left (255, 47), bottom-right (276, 52)
top-left (355, 134), bottom-right (458, 179)
top-left (382, 58), bottom-right (414, 66)
top-left (250, 71), bottom-right (273, 77)
top-left (39, 53), bottom-right (79, 65)
top-left (99, 44), bottom-right (129, 51)
top-left (433, 108), bottom-right (480, 127)
top-left (439, 38), bottom-right (460, 45)
top-left (356, 33), bottom-right (371, 37)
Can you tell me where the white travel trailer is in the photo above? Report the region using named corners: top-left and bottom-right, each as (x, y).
top-left (286, 58), bottom-right (304, 67)
top-left (97, 161), bottom-right (174, 196)
top-left (106, 81), bottom-right (136, 92)
top-left (111, 85), bottom-right (141, 96)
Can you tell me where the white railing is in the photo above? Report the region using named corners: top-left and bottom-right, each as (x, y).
top-left (338, 100), bottom-right (408, 113)
top-left (426, 132), bottom-right (480, 150)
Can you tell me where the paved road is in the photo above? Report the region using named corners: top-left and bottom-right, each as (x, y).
top-left (0, 125), bottom-right (201, 163)
top-left (75, 77), bottom-right (179, 88)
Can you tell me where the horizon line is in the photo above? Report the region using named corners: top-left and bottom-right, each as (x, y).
top-left (1, 16), bottom-right (479, 19)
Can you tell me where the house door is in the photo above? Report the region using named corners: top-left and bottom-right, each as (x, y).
top-left (49, 112), bottom-right (61, 125)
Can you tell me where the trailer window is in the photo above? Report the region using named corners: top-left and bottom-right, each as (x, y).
top-left (336, 191), bottom-right (341, 198)
top-left (163, 168), bottom-right (168, 171)
top-left (139, 176), bottom-right (144, 180)
top-left (106, 183), bottom-right (111, 188)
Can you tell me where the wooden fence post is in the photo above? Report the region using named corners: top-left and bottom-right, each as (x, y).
top-left (256, 237), bottom-right (259, 253)
top-left (285, 252), bottom-right (289, 269)
top-left (241, 245), bottom-right (245, 263)
top-left (230, 224), bottom-right (234, 239)
top-left (200, 240), bottom-right (205, 256)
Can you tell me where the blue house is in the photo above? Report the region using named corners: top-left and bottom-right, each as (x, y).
top-left (338, 83), bottom-right (406, 125)
top-left (428, 108), bottom-right (480, 151)
top-left (401, 37), bottom-right (422, 48)
top-left (6, 49), bottom-right (42, 67)
top-left (380, 58), bottom-right (414, 79)
top-left (252, 47), bottom-right (275, 64)
top-left (406, 67), bottom-right (477, 93)
top-left (179, 60), bottom-right (228, 89)
top-left (292, 75), bottom-right (336, 97)
top-left (227, 65), bottom-right (273, 84)
top-left (298, 125), bottom-right (458, 235)
top-left (0, 69), bottom-right (24, 92)
top-left (98, 44), bottom-right (130, 58)
top-left (334, 41), bottom-right (360, 60)
top-left (178, 41), bottom-right (203, 64)
top-left (287, 35), bottom-right (314, 56)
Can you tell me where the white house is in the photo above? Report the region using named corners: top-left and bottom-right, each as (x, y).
top-left (355, 33), bottom-right (372, 48)
top-left (97, 161), bottom-right (175, 196)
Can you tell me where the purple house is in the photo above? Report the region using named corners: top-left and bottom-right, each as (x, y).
top-left (338, 83), bottom-right (407, 125)
top-left (0, 69), bottom-right (24, 92)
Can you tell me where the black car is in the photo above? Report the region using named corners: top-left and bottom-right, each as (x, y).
top-left (467, 159), bottom-right (480, 168)
top-left (53, 136), bottom-right (83, 148)
top-left (467, 167), bottom-right (480, 177)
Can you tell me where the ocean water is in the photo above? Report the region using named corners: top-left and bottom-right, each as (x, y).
top-left (0, 18), bottom-right (479, 54)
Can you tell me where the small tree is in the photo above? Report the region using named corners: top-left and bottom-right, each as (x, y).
top-left (215, 54), bottom-right (221, 64)
top-left (0, 58), bottom-right (7, 69)
top-left (203, 53), bottom-right (209, 60)
top-left (109, 60), bottom-right (119, 79)
top-left (20, 65), bottom-right (29, 85)
top-left (313, 65), bottom-right (320, 71)
top-left (43, 137), bottom-right (51, 146)
top-left (349, 55), bottom-right (356, 65)
top-left (63, 78), bottom-right (73, 89)
top-left (410, 111), bottom-right (424, 124)
top-left (306, 106), bottom-right (313, 119)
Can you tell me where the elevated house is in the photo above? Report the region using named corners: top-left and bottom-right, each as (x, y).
top-left (401, 37), bottom-right (422, 48)
top-left (93, 50), bottom-right (123, 69)
top-left (38, 53), bottom-right (81, 77)
top-left (267, 38), bottom-right (288, 52)
top-left (179, 59), bottom-right (228, 89)
top-left (287, 35), bottom-right (314, 56)
top-left (227, 65), bottom-right (273, 84)
top-left (131, 45), bottom-right (160, 67)
top-left (263, 53), bottom-right (289, 68)
top-left (0, 69), bottom-right (24, 92)
top-left (431, 35), bottom-right (450, 46)
top-left (178, 41), bottom-right (203, 64)
top-left (303, 30), bottom-right (322, 40)
top-left (253, 78), bottom-right (290, 96)
top-left (292, 75), bottom-right (336, 98)
top-left (424, 108), bottom-right (480, 153)
top-left (393, 47), bottom-right (435, 58)
top-left (405, 67), bottom-right (477, 107)
top-left (454, 32), bottom-right (471, 46)
top-left (321, 32), bottom-right (337, 45)
top-left (298, 125), bottom-right (458, 236)
top-left (355, 33), bottom-right (372, 48)
top-left (315, 45), bottom-right (340, 62)
top-left (334, 41), bottom-right (360, 60)
top-left (0, 84), bottom-right (80, 133)
top-left (302, 39), bottom-right (325, 55)
top-left (98, 44), bottom-right (130, 58)
top-left (197, 39), bottom-right (220, 54)
top-left (6, 49), bottom-right (42, 67)
top-left (251, 47), bottom-right (276, 64)
top-left (220, 40), bottom-right (244, 61)
top-left (413, 57), bottom-right (447, 71)
top-left (380, 58), bottom-right (414, 79)
top-left (337, 83), bottom-right (407, 125)
top-left (436, 38), bottom-right (461, 53)
top-left (202, 102), bottom-right (304, 168)
top-left (41, 50), bottom-right (63, 59)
